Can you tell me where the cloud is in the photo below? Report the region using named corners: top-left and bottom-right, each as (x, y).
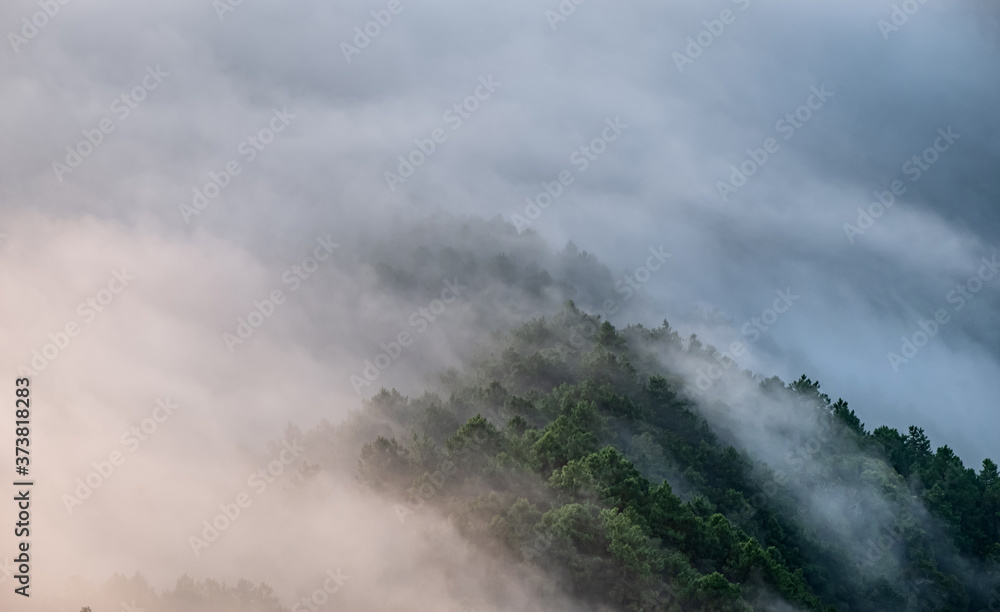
top-left (2, 0), bottom-right (999, 606)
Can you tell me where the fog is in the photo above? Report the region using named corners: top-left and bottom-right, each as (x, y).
top-left (1, 0), bottom-right (999, 609)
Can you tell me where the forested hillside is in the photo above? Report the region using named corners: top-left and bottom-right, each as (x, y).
top-left (327, 303), bottom-right (1000, 611)
top-left (70, 225), bottom-right (1000, 611)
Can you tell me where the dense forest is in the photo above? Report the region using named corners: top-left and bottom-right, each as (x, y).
top-left (73, 224), bottom-right (1000, 611)
top-left (324, 303), bottom-right (1000, 611)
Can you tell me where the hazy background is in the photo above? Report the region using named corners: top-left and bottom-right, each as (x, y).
top-left (1, 0), bottom-right (999, 609)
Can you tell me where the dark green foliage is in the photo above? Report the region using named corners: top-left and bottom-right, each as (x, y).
top-left (347, 305), bottom-right (998, 611)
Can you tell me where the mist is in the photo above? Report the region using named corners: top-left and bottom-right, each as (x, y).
top-left (2, 0), bottom-right (999, 610)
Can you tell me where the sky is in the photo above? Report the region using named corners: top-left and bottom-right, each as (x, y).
top-left (1, 0), bottom-right (999, 608)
